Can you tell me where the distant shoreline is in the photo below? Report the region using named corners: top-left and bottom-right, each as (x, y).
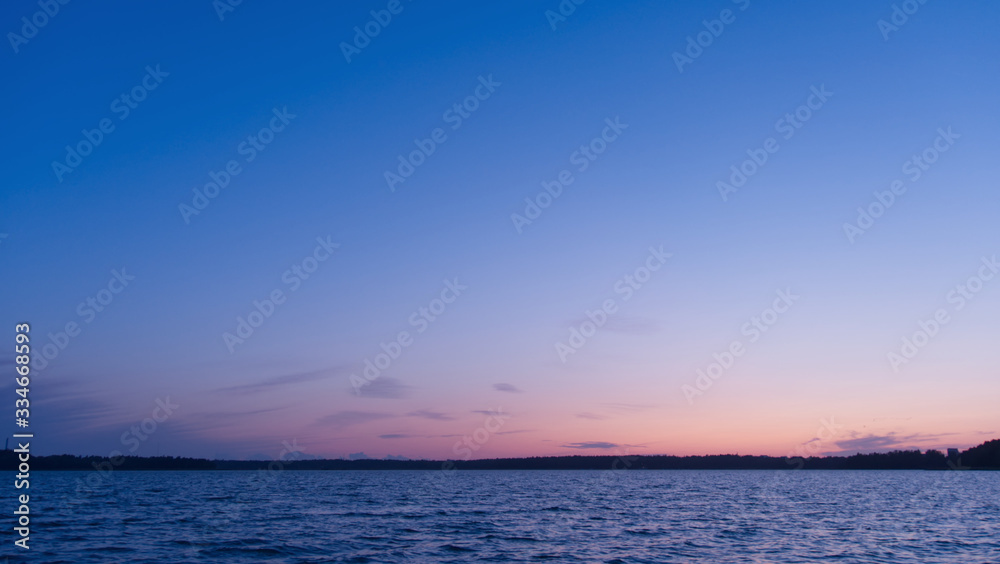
top-left (5, 439), bottom-right (999, 472)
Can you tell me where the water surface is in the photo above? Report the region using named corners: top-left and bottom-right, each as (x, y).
top-left (30, 469), bottom-right (1000, 563)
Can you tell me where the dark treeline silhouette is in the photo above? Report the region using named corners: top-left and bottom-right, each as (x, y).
top-left (3, 454), bottom-right (216, 471)
top-left (5, 439), bottom-right (999, 471)
top-left (961, 438), bottom-right (1000, 468)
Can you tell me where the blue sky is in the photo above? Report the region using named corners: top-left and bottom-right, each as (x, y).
top-left (2, 0), bottom-right (998, 459)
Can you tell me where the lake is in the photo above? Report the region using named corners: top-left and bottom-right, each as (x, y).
top-left (28, 469), bottom-right (1000, 563)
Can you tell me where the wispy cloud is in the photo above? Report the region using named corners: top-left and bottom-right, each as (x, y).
top-left (379, 433), bottom-right (417, 439)
top-left (563, 441), bottom-right (619, 449)
top-left (21, 378), bottom-right (132, 431)
top-left (407, 409), bottom-right (455, 421)
top-left (33, 395), bottom-right (122, 431)
top-left (356, 377), bottom-right (413, 399)
top-left (493, 383), bottom-right (523, 393)
top-left (318, 411), bottom-right (393, 428)
top-left (471, 408), bottom-right (508, 416)
top-left (182, 406), bottom-right (288, 425)
top-left (576, 412), bottom-right (606, 420)
top-left (172, 406), bottom-right (291, 434)
top-left (825, 432), bottom-right (954, 454)
top-left (216, 368), bottom-right (341, 395)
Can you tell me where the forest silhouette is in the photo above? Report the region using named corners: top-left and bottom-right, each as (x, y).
top-left (5, 439), bottom-right (999, 471)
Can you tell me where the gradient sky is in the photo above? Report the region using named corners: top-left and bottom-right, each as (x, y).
top-left (2, 0), bottom-right (998, 461)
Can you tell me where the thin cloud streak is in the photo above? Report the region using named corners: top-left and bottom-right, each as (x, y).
top-left (356, 377), bottom-right (413, 399)
top-left (407, 410), bottom-right (455, 421)
top-left (564, 441), bottom-right (620, 449)
top-left (318, 411), bottom-right (393, 428)
top-left (215, 368), bottom-right (343, 395)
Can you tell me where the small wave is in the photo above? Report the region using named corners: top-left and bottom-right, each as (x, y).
top-left (624, 528), bottom-right (658, 536)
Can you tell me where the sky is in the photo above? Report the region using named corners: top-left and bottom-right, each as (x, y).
top-left (1, 0), bottom-right (998, 461)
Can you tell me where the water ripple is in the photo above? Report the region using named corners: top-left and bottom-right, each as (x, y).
top-left (31, 469), bottom-right (1000, 563)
